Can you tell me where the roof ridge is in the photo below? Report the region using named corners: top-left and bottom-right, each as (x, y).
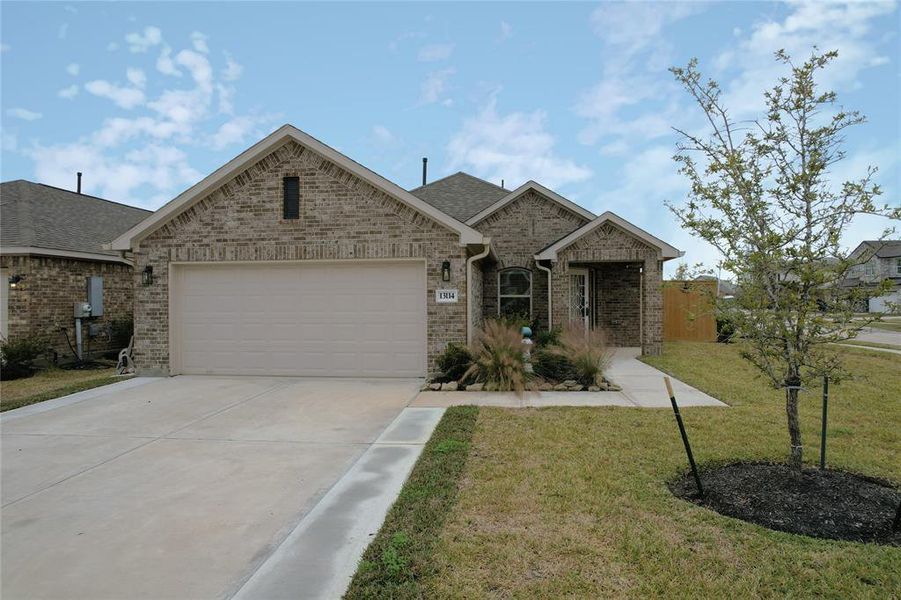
top-left (1, 179), bottom-right (151, 213)
top-left (410, 170), bottom-right (508, 193)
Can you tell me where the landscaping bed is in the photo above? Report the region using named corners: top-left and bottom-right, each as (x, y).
top-left (670, 462), bottom-right (900, 545)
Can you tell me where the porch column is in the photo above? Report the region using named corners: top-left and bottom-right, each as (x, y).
top-left (642, 257), bottom-right (663, 355)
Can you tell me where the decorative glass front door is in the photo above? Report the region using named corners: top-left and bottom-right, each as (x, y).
top-left (569, 269), bottom-right (589, 330)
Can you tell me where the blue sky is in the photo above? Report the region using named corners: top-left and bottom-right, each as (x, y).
top-left (1, 1), bottom-right (899, 273)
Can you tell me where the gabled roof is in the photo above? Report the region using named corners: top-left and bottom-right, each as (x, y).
top-left (409, 172), bottom-right (508, 222)
top-left (110, 125), bottom-right (486, 250)
top-left (465, 180), bottom-right (595, 226)
top-left (0, 180), bottom-right (150, 262)
top-left (851, 240), bottom-right (901, 259)
top-left (535, 211), bottom-right (683, 261)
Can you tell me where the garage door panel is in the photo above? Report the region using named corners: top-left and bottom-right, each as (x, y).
top-left (173, 262), bottom-right (427, 377)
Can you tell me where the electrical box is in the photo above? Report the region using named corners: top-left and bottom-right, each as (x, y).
top-left (86, 276), bottom-right (103, 316)
top-left (74, 302), bottom-right (92, 318)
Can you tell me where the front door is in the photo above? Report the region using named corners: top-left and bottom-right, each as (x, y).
top-left (569, 268), bottom-right (590, 331)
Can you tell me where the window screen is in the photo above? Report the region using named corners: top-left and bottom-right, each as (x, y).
top-left (283, 176), bottom-right (300, 219)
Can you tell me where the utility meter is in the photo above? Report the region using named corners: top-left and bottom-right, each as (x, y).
top-left (74, 302), bottom-right (93, 318)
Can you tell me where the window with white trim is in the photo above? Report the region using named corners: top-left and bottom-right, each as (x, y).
top-left (498, 268), bottom-right (531, 317)
top-left (895, 257), bottom-right (901, 276)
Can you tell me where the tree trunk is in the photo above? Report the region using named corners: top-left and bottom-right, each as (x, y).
top-left (785, 386), bottom-right (803, 469)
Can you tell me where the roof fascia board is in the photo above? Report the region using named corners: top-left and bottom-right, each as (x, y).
top-left (1, 246), bottom-right (133, 265)
top-left (111, 124), bottom-right (484, 249)
top-left (534, 211), bottom-right (683, 261)
top-left (465, 180), bottom-right (595, 226)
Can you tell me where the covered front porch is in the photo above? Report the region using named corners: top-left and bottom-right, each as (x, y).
top-left (535, 213), bottom-right (681, 356)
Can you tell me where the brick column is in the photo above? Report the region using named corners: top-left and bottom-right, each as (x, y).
top-left (642, 257), bottom-right (663, 355)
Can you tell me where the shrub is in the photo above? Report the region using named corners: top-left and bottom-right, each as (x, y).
top-left (546, 323), bottom-right (611, 387)
top-left (109, 315), bottom-right (134, 350)
top-left (533, 328), bottom-right (561, 348)
top-left (532, 349), bottom-right (580, 383)
top-left (435, 343), bottom-right (473, 383)
top-left (464, 320), bottom-right (528, 393)
top-left (716, 315), bottom-right (737, 343)
top-left (1, 337), bottom-right (49, 380)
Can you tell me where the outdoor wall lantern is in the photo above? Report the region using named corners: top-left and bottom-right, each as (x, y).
top-left (142, 265), bottom-right (154, 286)
top-left (441, 260), bottom-right (451, 282)
top-left (8, 274), bottom-right (25, 288)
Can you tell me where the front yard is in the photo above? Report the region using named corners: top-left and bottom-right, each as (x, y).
top-left (1, 366), bottom-right (124, 412)
top-left (349, 341), bottom-right (900, 598)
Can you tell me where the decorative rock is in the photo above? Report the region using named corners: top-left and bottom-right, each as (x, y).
top-left (608, 383), bottom-right (623, 391)
top-left (553, 383), bottom-right (569, 391)
top-left (562, 379), bottom-right (579, 387)
top-left (467, 382), bottom-right (484, 392)
top-left (421, 383), bottom-right (432, 391)
top-left (441, 381), bottom-right (459, 391)
top-left (538, 382), bottom-right (554, 391)
top-left (429, 382), bottom-right (442, 391)
top-left (588, 385), bottom-right (601, 392)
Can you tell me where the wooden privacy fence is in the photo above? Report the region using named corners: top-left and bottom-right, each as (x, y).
top-left (663, 280), bottom-right (717, 342)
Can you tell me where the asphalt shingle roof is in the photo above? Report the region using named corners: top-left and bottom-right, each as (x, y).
top-left (859, 240), bottom-right (901, 259)
top-left (0, 180), bottom-right (151, 256)
top-left (409, 172), bottom-right (509, 222)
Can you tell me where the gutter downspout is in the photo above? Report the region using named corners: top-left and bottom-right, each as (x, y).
top-left (466, 240), bottom-right (491, 344)
top-left (536, 260), bottom-right (553, 330)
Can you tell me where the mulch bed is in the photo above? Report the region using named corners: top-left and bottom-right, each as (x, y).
top-left (670, 462), bottom-right (900, 545)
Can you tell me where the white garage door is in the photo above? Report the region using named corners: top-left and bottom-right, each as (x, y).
top-left (171, 261), bottom-right (426, 377)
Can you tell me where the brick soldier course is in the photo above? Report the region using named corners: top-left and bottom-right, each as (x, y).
top-left (112, 124), bottom-right (680, 376)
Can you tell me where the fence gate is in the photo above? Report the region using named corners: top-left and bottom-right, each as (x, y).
top-left (663, 280), bottom-right (717, 342)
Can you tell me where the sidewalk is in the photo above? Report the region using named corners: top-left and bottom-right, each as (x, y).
top-left (411, 348), bottom-right (726, 408)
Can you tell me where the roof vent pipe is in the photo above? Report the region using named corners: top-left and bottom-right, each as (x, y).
top-left (501, 179), bottom-right (504, 189)
top-left (422, 157), bottom-right (428, 186)
top-left (77, 172), bottom-right (82, 194)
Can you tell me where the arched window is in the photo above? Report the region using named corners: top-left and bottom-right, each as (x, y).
top-left (498, 268), bottom-right (532, 318)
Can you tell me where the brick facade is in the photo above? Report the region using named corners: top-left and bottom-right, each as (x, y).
top-left (133, 139), bottom-right (469, 376)
top-left (549, 221), bottom-right (664, 355)
top-left (473, 189), bottom-right (589, 330)
top-left (0, 254), bottom-right (134, 360)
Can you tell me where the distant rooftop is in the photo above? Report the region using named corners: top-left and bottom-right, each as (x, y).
top-left (857, 240), bottom-right (901, 259)
top-left (409, 172), bottom-right (509, 222)
top-left (0, 180), bottom-right (151, 256)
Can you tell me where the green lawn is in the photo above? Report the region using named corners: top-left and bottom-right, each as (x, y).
top-left (1, 366), bottom-right (126, 412)
top-left (349, 342), bottom-right (900, 598)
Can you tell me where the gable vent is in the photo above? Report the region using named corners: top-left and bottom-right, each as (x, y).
top-left (283, 176), bottom-right (300, 219)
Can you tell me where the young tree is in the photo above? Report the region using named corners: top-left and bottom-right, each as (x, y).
top-left (669, 50), bottom-right (899, 469)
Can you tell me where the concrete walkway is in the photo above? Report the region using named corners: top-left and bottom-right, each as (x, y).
top-left (833, 343), bottom-right (901, 356)
top-left (412, 348), bottom-right (725, 408)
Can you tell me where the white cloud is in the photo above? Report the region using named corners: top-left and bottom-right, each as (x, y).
top-left (419, 67), bottom-right (455, 104)
top-left (371, 125), bottom-right (394, 144)
top-left (0, 43), bottom-right (10, 53)
top-left (58, 84), bottom-right (79, 99)
top-left (589, 1), bottom-right (700, 58)
top-left (6, 108), bottom-right (42, 121)
top-left (499, 21), bottom-right (513, 42)
top-left (417, 43), bottom-right (454, 62)
top-left (126, 68), bottom-right (147, 88)
top-left (85, 80), bottom-right (146, 109)
top-left (190, 31), bottom-right (209, 54)
top-left (447, 93), bottom-right (592, 190)
top-left (106, 41), bottom-right (119, 52)
top-left (221, 52), bottom-right (243, 81)
top-left (156, 45), bottom-right (181, 76)
top-left (125, 26), bottom-right (162, 53)
top-left (26, 29), bottom-right (273, 207)
top-left (717, 0), bottom-right (897, 117)
top-left (58, 23), bottom-right (69, 40)
top-left (66, 63), bottom-right (80, 76)
top-left (2, 130), bottom-right (18, 151)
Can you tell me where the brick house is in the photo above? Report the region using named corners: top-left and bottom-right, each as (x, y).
top-left (1, 180), bottom-right (151, 360)
top-left (111, 125), bottom-right (682, 377)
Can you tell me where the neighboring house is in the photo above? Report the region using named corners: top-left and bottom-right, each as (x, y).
top-left (692, 275), bottom-right (737, 298)
top-left (843, 240), bottom-right (901, 313)
top-left (110, 124), bottom-right (682, 377)
top-left (1, 180), bottom-right (151, 359)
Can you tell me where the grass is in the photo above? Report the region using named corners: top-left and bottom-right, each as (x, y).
top-left (839, 340), bottom-right (901, 351)
top-left (346, 406), bottom-right (479, 598)
top-left (352, 342), bottom-right (900, 598)
top-left (1, 366), bottom-right (126, 412)
top-left (863, 321), bottom-right (901, 333)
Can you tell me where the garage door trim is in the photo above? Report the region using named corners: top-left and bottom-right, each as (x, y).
top-left (168, 258), bottom-right (428, 377)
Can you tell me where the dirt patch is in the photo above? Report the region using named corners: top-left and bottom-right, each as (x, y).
top-left (670, 462), bottom-right (900, 545)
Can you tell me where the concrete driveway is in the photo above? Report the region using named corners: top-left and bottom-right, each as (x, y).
top-left (1, 376), bottom-right (425, 599)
